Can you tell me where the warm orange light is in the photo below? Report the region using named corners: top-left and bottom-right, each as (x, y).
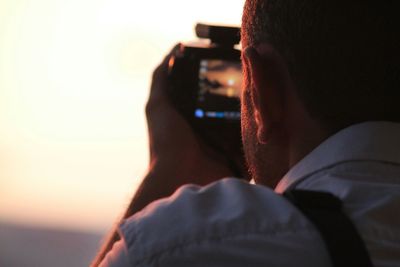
top-left (0, 0), bottom-right (245, 232)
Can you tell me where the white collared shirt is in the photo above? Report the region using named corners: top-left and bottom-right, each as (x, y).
top-left (100, 121), bottom-right (400, 267)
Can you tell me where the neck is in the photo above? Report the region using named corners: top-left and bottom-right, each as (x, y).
top-left (289, 125), bottom-right (330, 168)
top-left (285, 92), bottom-right (331, 168)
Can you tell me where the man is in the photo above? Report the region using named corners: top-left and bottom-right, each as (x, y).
top-left (94, 1), bottom-right (400, 266)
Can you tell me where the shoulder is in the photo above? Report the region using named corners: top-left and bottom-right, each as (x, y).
top-left (120, 178), bottom-right (297, 244)
top-left (119, 178), bottom-right (328, 266)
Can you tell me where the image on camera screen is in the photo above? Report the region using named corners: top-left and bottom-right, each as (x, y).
top-left (195, 59), bottom-right (242, 120)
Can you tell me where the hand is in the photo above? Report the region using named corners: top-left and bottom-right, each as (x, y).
top-left (91, 47), bottom-right (248, 267)
top-left (145, 46), bottom-right (246, 190)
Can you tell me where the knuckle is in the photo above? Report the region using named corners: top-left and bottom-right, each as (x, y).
top-left (145, 101), bottom-right (154, 117)
top-left (152, 66), bottom-right (161, 80)
top-left (145, 99), bottom-right (160, 117)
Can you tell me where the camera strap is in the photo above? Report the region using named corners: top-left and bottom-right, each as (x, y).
top-left (283, 190), bottom-right (373, 267)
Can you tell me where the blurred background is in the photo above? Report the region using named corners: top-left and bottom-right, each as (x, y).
top-left (0, 0), bottom-right (244, 266)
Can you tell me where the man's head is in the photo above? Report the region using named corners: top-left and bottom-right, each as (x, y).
top-left (240, 1), bottom-right (400, 186)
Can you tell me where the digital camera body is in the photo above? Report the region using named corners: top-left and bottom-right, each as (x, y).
top-left (167, 24), bottom-right (243, 159)
top-left (168, 23), bottom-right (242, 126)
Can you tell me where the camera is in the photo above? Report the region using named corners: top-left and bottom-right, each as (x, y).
top-left (168, 23), bottom-right (242, 126)
top-left (167, 23), bottom-right (243, 176)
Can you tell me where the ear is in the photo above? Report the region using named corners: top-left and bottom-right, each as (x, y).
top-left (242, 45), bottom-right (285, 144)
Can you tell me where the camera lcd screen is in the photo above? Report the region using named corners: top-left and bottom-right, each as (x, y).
top-left (195, 59), bottom-right (242, 121)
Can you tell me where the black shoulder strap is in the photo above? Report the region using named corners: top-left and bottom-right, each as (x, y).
top-left (283, 190), bottom-right (373, 267)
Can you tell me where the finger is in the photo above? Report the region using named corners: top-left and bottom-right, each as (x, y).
top-left (149, 44), bottom-right (181, 100)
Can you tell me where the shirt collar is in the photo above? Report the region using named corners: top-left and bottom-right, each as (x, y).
top-left (275, 121), bottom-right (400, 193)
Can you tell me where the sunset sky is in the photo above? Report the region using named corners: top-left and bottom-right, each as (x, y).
top-left (0, 0), bottom-right (245, 233)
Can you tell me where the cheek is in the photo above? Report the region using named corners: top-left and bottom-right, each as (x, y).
top-left (241, 96), bottom-right (260, 181)
top-left (241, 91), bottom-right (257, 150)
top-left (241, 91), bottom-right (250, 139)
top-left (241, 89), bottom-right (254, 131)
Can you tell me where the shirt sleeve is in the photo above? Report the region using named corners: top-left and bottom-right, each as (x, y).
top-left (99, 239), bottom-right (131, 267)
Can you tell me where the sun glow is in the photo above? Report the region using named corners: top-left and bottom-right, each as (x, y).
top-left (0, 0), bottom-right (245, 232)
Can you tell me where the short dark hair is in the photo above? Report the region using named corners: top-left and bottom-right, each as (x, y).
top-left (242, 1), bottom-right (400, 131)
